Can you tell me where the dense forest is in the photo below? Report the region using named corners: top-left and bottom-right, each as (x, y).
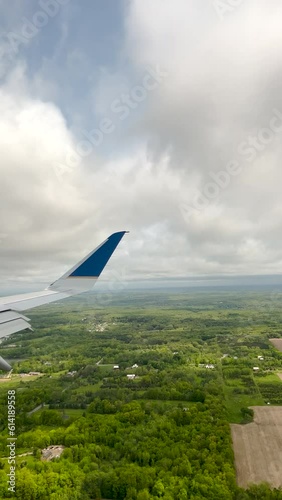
top-left (0, 289), bottom-right (282, 499)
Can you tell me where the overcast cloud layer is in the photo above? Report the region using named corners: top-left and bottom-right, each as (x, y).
top-left (1, 0), bottom-right (282, 291)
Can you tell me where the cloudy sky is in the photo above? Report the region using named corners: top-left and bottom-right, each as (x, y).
top-left (1, 0), bottom-right (282, 292)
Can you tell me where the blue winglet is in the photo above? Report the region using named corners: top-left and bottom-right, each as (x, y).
top-left (70, 231), bottom-right (128, 278)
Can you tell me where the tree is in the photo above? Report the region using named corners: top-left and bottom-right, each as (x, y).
top-left (137, 490), bottom-right (151, 500)
top-left (152, 480), bottom-right (165, 497)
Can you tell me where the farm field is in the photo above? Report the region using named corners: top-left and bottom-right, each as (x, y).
top-left (270, 338), bottom-right (282, 351)
top-left (231, 406), bottom-right (282, 488)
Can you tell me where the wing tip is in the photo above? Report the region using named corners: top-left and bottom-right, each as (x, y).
top-left (49, 230), bottom-right (129, 292)
top-left (110, 230), bottom-right (130, 236)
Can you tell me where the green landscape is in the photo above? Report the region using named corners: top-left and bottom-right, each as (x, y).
top-left (0, 288), bottom-right (282, 499)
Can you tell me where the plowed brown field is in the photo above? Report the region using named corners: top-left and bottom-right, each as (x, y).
top-left (270, 338), bottom-right (282, 351)
top-left (231, 406), bottom-right (282, 488)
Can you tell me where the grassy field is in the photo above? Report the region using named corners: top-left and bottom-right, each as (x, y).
top-left (223, 385), bottom-right (264, 423)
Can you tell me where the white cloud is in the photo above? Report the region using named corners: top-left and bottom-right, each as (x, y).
top-left (119, 0), bottom-right (282, 276)
top-left (0, 67), bottom-right (95, 282)
top-left (2, 1), bottom-right (282, 292)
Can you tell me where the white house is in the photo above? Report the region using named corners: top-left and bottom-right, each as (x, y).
top-left (132, 364), bottom-right (138, 368)
top-left (127, 374), bottom-right (136, 380)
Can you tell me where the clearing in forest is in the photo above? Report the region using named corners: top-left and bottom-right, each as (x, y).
top-left (270, 338), bottom-right (282, 351)
top-left (231, 406), bottom-right (282, 488)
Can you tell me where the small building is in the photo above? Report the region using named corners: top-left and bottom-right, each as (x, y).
top-left (113, 365), bottom-right (119, 370)
top-left (258, 356), bottom-right (264, 361)
top-left (132, 364), bottom-right (138, 368)
top-left (205, 364), bottom-right (215, 370)
top-left (41, 445), bottom-right (65, 461)
top-left (253, 367), bottom-right (260, 371)
top-left (127, 374), bottom-right (136, 380)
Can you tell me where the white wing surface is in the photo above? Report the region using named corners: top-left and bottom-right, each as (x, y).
top-left (0, 231), bottom-right (128, 370)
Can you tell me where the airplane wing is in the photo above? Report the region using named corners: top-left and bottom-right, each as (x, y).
top-left (0, 231), bottom-right (128, 370)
